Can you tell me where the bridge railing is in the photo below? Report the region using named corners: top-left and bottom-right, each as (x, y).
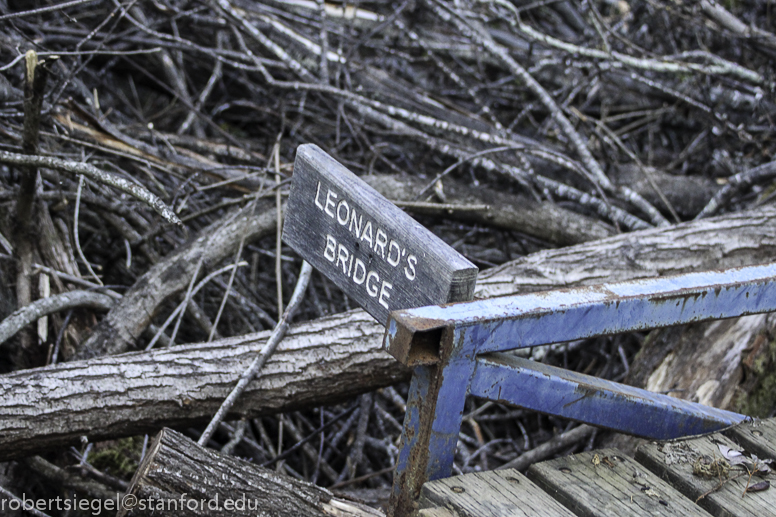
top-left (383, 263), bottom-right (776, 516)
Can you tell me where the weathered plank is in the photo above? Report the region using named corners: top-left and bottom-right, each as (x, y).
top-left (726, 418), bottom-right (776, 461)
top-left (419, 469), bottom-right (575, 517)
top-left (528, 448), bottom-right (712, 517)
top-left (417, 508), bottom-right (457, 517)
top-left (282, 144), bottom-right (478, 324)
top-left (636, 429), bottom-right (776, 517)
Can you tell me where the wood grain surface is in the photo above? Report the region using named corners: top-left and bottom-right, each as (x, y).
top-left (283, 144), bottom-right (478, 324)
top-left (529, 448), bottom-right (712, 517)
top-left (420, 468), bottom-right (575, 517)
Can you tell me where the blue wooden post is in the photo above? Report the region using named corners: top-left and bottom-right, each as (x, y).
top-left (389, 327), bottom-right (476, 517)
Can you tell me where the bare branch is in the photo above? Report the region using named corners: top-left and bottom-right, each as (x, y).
top-left (497, 425), bottom-right (595, 471)
top-left (0, 290), bottom-right (114, 347)
top-left (0, 0), bottom-right (99, 21)
top-left (517, 19), bottom-right (765, 85)
top-left (0, 151), bottom-right (181, 225)
top-left (696, 160), bottom-right (776, 219)
top-left (199, 261), bottom-right (313, 445)
top-left (700, 0), bottom-right (776, 51)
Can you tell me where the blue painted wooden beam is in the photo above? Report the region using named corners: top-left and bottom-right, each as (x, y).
top-left (390, 328), bottom-right (477, 516)
top-left (471, 353), bottom-right (747, 439)
top-left (385, 263), bottom-right (776, 365)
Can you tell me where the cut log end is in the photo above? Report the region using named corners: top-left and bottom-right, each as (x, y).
top-left (118, 428), bottom-right (383, 517)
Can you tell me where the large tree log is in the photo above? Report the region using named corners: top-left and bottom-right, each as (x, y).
top-left (604, 310), bottom-right (776, 455)
top-left (475, 207), bottom-right (776, 297)
top-left (118, 428), bottom-right (382, 517)
top-left (0, 310), bottom-right (398, 461)
top-left (1, 208), bottom-right (776, 460)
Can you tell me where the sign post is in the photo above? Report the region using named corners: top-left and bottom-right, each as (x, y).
top-left (282, 144), bottom-right (478, 326)
top-left (283, 144), bottom-right (478, 517)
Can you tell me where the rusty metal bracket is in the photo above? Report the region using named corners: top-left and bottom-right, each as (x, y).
top-left (386, 263), bottom-right (776, 516)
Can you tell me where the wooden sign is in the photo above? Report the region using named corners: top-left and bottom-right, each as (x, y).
top-left (282, 144), bottom-right (478, 324)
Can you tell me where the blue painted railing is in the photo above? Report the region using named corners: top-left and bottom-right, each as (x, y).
top-left (383, 263), bottom-right (776, 516)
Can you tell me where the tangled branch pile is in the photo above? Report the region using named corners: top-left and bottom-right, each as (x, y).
top-left (0, 0), bottom-right (774, 514)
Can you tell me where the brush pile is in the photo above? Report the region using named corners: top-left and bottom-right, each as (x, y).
top-left (0, 0), bottom-right (774, 514)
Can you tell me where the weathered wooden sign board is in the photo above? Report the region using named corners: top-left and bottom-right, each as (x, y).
top-left (282, 144), bottom-right (478, 325)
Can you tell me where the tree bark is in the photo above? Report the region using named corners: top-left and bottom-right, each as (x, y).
top-left (0, 310), bottom-right (402, 461)
top-left (118, 428), bottom-right (382, 517)
top-left (475, 207), bottom-right (776, 298)
top-left (1, 208), bottom-right (775, 460)
top-left (362, 175), bottom-right (615, 246)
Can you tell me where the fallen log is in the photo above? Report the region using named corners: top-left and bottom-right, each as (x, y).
top-left (362, 173), bottom-right (616, 246)
top-left (0, 310), bottom-right (399, 461)
top-left (1, 208), bottom-right (776, 460)
top-left (117, 428), bottom-right (382, 517)
top-left (604, 312), bottom-right (776, 455)
top-left (475, 206), bottom-right (776, 298)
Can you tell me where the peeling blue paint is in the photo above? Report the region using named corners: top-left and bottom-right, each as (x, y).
top-left (388, 262), bottom-right (776, 517)
top-left (470, 354), bottom-right (745, 438)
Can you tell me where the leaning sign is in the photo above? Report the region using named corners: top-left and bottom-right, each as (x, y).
top-left (282, 144), bottom-right (478, 325)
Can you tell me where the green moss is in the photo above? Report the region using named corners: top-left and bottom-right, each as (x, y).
top-left (758, 181), bottom-right (776, 204)
top-left (736, 338), bottom-right (776, 417)
top-left (89, 436), bottom-right (143, 479)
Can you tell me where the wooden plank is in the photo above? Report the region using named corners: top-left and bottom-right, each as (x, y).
top-left (636, 432), bottom-right (776, 517)
top-left (282, 144), bottom-right (478, 324)
top-left (419, 469), bottom-right (576, 517)
top-left (726, 417), bottom-right (776, 461)
top-left (528, 448), bottom-right (712, 517)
